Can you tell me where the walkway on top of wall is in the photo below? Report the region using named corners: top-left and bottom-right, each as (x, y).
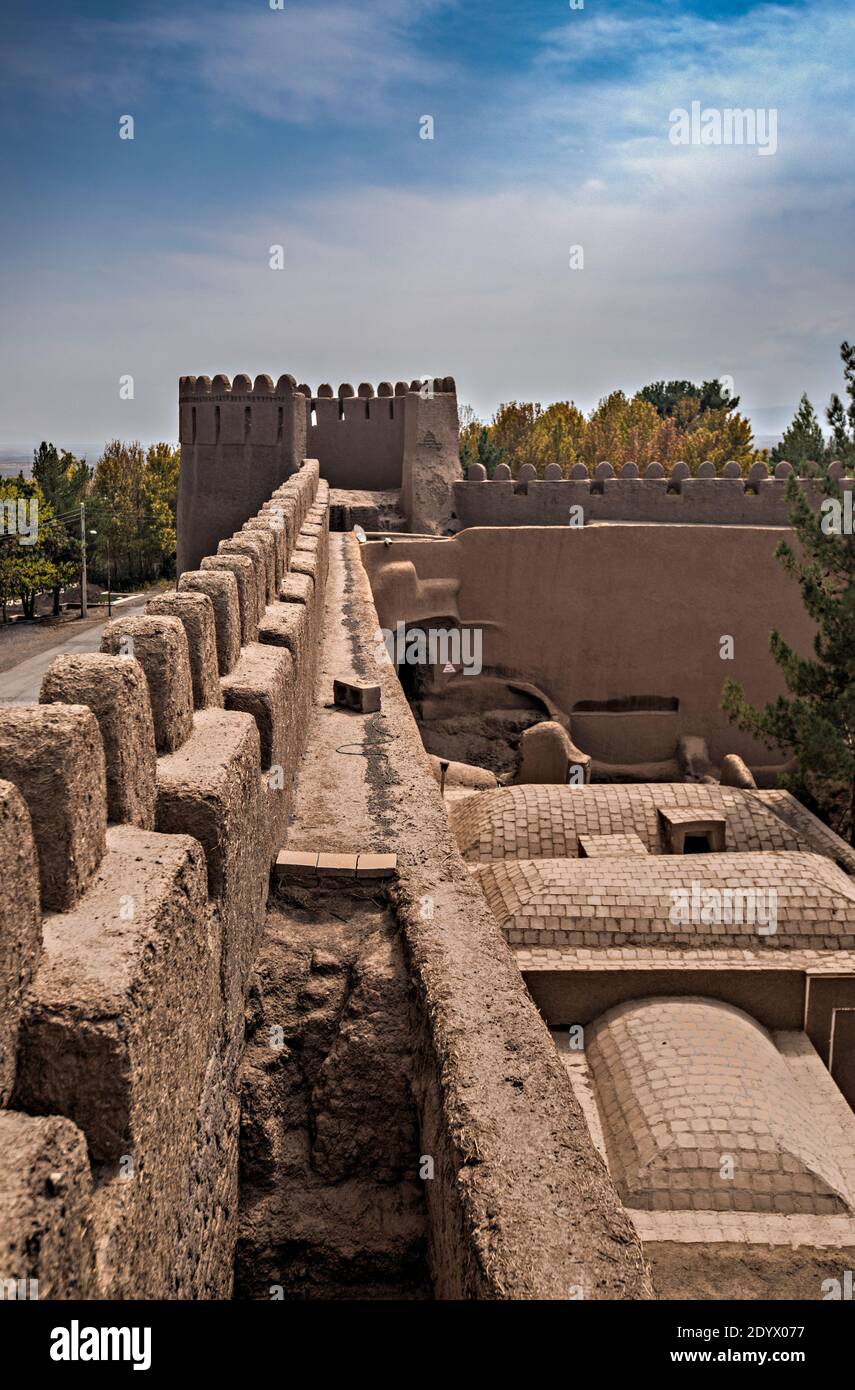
top-left (273, 533), bottom-right (652, 1300)
top-left (284, 535), bottom-right (393, 856)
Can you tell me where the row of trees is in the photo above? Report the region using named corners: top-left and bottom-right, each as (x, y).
top-left (460, 345), bottom-right (855, 479)
top-left (770, 342), bottom-right (855, 472)
top-left (0, 440), bottom-right (179, 622)
top-left (459, 379), bottom-right (755, 477)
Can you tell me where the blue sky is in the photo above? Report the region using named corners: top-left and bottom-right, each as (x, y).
top-left (1, 0), bottom-right (853, 456)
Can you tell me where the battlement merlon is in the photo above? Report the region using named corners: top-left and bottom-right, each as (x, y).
top-left (453, 458), bottom-right (853, 529)
top-left (178, 374), bottom-right (457, 407)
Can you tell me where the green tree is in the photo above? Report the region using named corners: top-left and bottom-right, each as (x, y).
top-left (32, 442), bottom-right (90, 514)
top-left (89, 441), bottom-right (178, 588)
top-left (474, 427), bottom-right (505, 478)
top-left (31, 442), bottom-right (90, 614)
top-left (826, 340), bottom-right (855, 465)
top-left (458, 404), bottom-right (482, 475)
top-left (523, 402), bottom-right (587, 474)
top-left (489, 401), bottom-right (541, 474)
top-left (679, 407), bottom-right (756, 474)
top-left (638, 378), bottom-right (740, 419)
top-left (0, 477), bottom-right (78, 621)
top-left (770, 394), bottom-right (827, 474)
top-left (722, 471), bottom-right (855, 844)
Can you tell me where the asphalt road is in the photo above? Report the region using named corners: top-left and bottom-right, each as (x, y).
top-left (0, 596), bottom-right (148, 706)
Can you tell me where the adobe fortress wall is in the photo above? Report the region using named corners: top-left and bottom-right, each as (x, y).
top-left (0, 451), bottom-right (651, 1302)
top-left (363, 522), bottom-right (817, 771)
top-left (0, 461), bottom-right (328, 1298)
top-left (178, 375), bottom-right (462, 571)
top-left (453, 458), bottom-right (853, 529)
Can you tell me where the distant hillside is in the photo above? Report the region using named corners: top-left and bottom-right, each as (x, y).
top-left (0, 444), bottom-right (105, 479)
top-left (0, 450), bottom-right (30, 478)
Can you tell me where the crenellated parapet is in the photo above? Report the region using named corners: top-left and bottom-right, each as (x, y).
top-left (454, 458), bottom-right (853, 528)
top-left (179, 374), bottom-right (456, 399)
top-left (0, 463), bottom-right (329, 1300)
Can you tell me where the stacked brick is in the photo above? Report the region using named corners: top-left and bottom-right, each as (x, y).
top-left (0, 459), bottom-right (328, 1299)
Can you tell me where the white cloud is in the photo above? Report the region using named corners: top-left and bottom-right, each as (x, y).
top-left (2, 0), bottom-right (455, 126)
top-left (2, 170), bottom-right (850, 448)
top-left (2, 0), bottom-right (853, 448)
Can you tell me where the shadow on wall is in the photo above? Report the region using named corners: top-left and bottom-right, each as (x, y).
top-left (362, 524), bottom-right (814, 772)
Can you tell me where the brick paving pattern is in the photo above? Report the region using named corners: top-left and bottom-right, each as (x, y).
top-left (476, 851), bottom-right (855, 949)
top-left (451, 783), bottom-right (807, 864)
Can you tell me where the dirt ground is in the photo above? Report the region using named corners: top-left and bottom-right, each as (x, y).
top-left (0, 612), bottom-right (115, 674)
top-left (0, 591), bottom-right (161, 674)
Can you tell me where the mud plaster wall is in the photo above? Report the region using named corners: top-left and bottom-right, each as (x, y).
top-left (644, 1242), bottom-right (855, 1300)
top-left (452, 470), bottom-right (853, 529)
top-left (0, 465), bottom-right (327, 1299)
top-left (178, 378), bottom-right (463, 571)
top-left (364, 524), bottom-right (816, 768)
top-left (336, 535), bottom-right (652, 1299)
top-left (236, 886), bottom-right (430, 1300)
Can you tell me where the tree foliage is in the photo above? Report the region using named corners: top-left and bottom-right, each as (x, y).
top-left (459, 386), bottom-right (757, 477)
top-left (722, 471), bottom-right (855, 845)
top-left (637, 378), bottom-right (741, 418)
top-left (825, 340), bottom-right (855, 466)
top-left (0, 477), bottom-right (79, 621)
top-left (770, 394), bottom-right (827, 474)
top-left (31, 442), bottom-right (91, 614)
top-left (89, 441), bottom-right (178, 587)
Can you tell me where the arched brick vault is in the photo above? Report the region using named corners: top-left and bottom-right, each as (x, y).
top-left (586, 997), bottom-right (853, 1216)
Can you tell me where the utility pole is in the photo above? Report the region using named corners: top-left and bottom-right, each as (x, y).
top-left (80, 502), bottom-right (87, 619)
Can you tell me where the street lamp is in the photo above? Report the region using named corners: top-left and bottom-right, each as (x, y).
top-left (89, 528), bottom-right (111, 617)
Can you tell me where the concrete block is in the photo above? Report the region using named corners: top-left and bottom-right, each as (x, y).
top-left (273, 849), bottom-right (318, 883)
top-left (317, 852), bottom-right (358, 877)
top-left (355, 853), bottom-right (398, 880)
top-left (333, 679), bottom-right (381, 714)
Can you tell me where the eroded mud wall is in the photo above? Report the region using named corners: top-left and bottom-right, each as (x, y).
top-left (236, 886), bottom-right (430, 1300)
